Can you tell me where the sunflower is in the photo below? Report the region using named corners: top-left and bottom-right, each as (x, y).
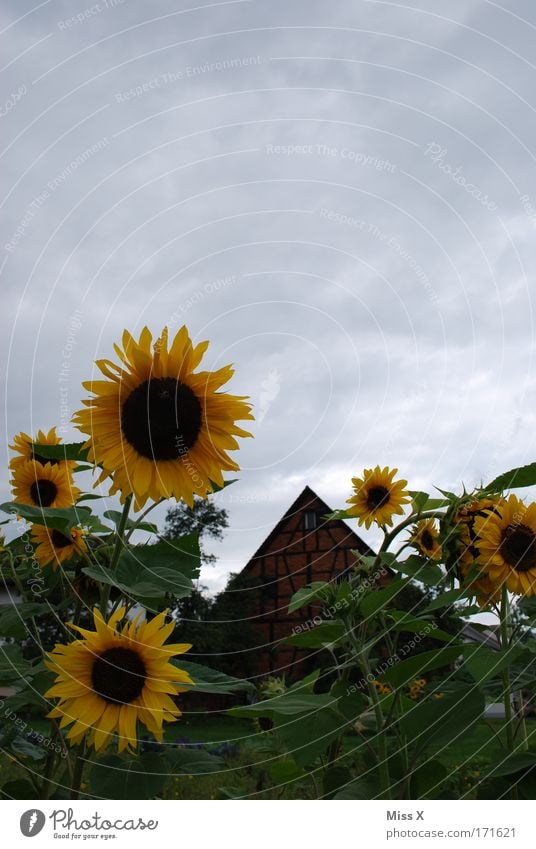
top-left (410, 519), bottom-right (442, 560)
top-left (346, 466), bottom-right (410, 529)
top-left (449, 498), bottom-right (501, 607)
top-left (73, 326), bottom-right (254, 511)
top-left (9, 426), bottom-right (75, 471)
top-left (45, 607), bottom-right (192, 752)
top-left (474, 494), bottom-right (536, 596)
top-left (31, 524), bottom-right (87, 570)
top-left (11, 460), bottom-right (80, 509)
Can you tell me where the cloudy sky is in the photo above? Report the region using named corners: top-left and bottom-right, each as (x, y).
top-left (2, 0), bottom-right (536, 593)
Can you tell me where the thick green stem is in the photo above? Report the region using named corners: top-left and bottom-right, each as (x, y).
top-left (361, 653), bottom-right (391, 799)
top-left (516, 690), bottom-right (529, 752)
top-left (373, 510), bottom-right (445, 571)
top-left (69, 744), bottom-right (85, 800)
top-left (40, 749), bottom-right (57, 799)
top-left (125, 498), bottom-right (163, 542)
top-left (500, 586), bottom-right (515, 753)
top-left (99, 494), bottom-right (132, 614)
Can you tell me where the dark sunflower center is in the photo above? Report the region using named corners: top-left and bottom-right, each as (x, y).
top-left (421, 530), bottom-right (435, 551)
top-left (500, 524), bottom-right (536, 573)
top-left (29, 479), bottom-right (58, 507)
top-left (367, 485), bottom-right (390, 510)
top-left (121, 378), bottom-right (202, 461)
top-left (91, 647), bottom-right (147, 704)
top-left (50, 530), bottom-right (72, 549)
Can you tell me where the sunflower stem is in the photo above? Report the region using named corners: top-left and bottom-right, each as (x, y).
top-left (100, 494), bottom-right (132, 614)
top-left (125, 498), bottom-right (164, 542)
top-left (373, 510), bottom-right (445, 570)
top-left (70, 744), bottom-right (85, 800)
top-left (500, 585), bottom-right (517, 763)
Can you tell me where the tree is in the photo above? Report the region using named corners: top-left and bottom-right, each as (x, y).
top-left (162, 497), bottom-right (228, 566)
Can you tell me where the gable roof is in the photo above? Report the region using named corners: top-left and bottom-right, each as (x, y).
top-left (241, 485), bottom-right (374, 570)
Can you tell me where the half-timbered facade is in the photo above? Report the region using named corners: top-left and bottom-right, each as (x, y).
top-left (239, 486), bottom-right (374, 679)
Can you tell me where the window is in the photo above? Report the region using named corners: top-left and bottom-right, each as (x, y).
top-left (304, 510), bottom-right (317, 530)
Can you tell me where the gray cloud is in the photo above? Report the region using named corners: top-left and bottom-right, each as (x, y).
top-left (2, 0), bottom-right (536, 593)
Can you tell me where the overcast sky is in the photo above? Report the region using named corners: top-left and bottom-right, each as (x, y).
top-left (2, 0), bottom-right (536, 593)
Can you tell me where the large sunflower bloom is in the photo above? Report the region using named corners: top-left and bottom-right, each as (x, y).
top-left (449, 498), bottom-right (500, 606)
top-left (74, 326), bottom-right (254, 510)
top-left (10, 426), bottom-right (75, 472)
top-left (409, 518), bottom-right (442, 560)
top-left (45, 607), bottom-right (192, 753)
top-left (11, 460), bottom-right (80, 509)
top-left (31, 524), bottom-right (87, 570)
top-left (346, 466), bottom-right (410, 529)
top-left (474, 494), bottom-right (536, 596)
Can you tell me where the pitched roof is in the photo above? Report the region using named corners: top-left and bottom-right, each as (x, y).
top-left (241, 485), bottom-right (374, 570)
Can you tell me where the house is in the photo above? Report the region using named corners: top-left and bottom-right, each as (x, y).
top-left (237, 486), bottom-right (375, 679)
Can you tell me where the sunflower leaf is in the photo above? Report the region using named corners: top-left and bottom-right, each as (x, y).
top-left (30, 441), bottom-right (90, 462)
top-left (88, 752), bottom-right (168, 800)
top-left (119, 535), bottom-right (201, 581)
top-left (399, 684), bottom-right (485, 755)
top-left (0, 604), bottom-right (50, 639)
top-left (324, 509), bottom-right (352, 521)
top-left (177, 660), bottom-right (255, 694)
top-left (82, 562), bottom-right (193, 599)
top-left (393, 555), bottom-right (444, 585)
top-left (285, 620), bottom-right (346, 648)
top-left (103, 510), bottom-right (158, 535)
top-left (164, 746), bottom-right (223, 775)
top-left (288, 582), bottom-right (330, 613)
top-left (379, 646), bottom-right (464, 688)
top-left (486, 462), bottom-right (536, 493)
top-left (0, 502), bottom-right (92, 533)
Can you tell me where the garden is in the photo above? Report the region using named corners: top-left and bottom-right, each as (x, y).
top-left (2, 324), bottom-right (536, 800)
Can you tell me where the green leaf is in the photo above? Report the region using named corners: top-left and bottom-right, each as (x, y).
top-left (358, 578), bottom-right (412, 619)
top-left (324, 509), bottom-right (352, 521)
top-left (285, 620), bottom-right (346, 648)
top-left (229, 693), bottom-right (334, 718)
top-left (1, 780), bottom-right (39, 799)
top-left (422, 586), bottom-right (471, 612)
top-left (83, 561), bottom-right (193, 599)
top-left (269, 758), bottom-right (305, 783)
top-left (483, 753), bottom-right (536, 779)
top-left (323, 766), bottom-right (354, 798)
top-left (409, 491), bottom-right (430, 511)
top-left (334, 778), bottom-right (377, 799)
top-left (89, 752), bottom-right (168, 800)
top-left (463, 645), bottom-right (520, 686)
top-left (31, 441), bottom-right (90, 462)
top-left (400, 684), bottom-right (484, 755)
top-left (165, 746), bottom-right (222, 775)
top-left (209, 478), bottom-right (237, 493)
top-left (120, 535), bottom-right (201, 580)
top-left (410, 760), bottom-right (448, 799)
top-left (274, 706), bottom-right (346, 767)
top-left (0, 502), bottom-right (92, 533)
top-left (103, 510), bottom-right (158, 535)
top-left (487, 462), bottom-right (536, 493)
top-left (387, 611), bottom-right (454, 643)
top-left (380, 646), bottom-right (463, 688)
top-left (0, 646), bottom-right (34, 685)
top-left (0, 604), bottom-right (50, 639)
top-left (178, 660), bottom-right (254, 694)
top-left (288, 582), bottom-right (329, 614)
top-left (395, 555), bottom-right (444, 586)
